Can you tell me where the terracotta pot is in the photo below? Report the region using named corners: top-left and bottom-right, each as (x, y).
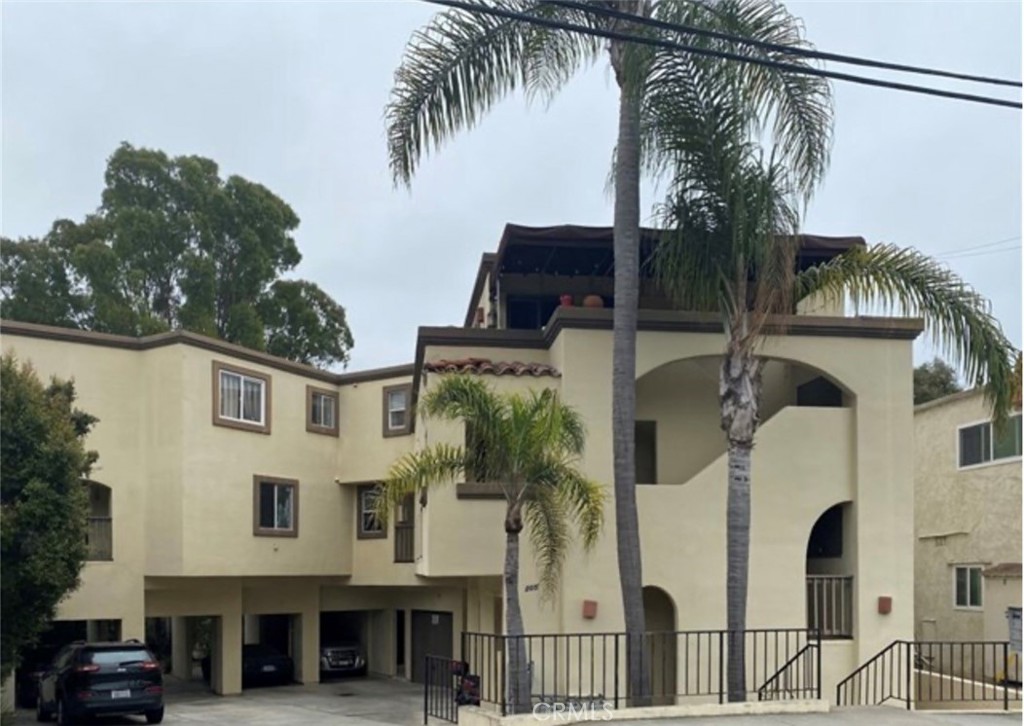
top-left (582, 295), bottom-right (604, 309)
top-left (560, 294), bottom-right (573, 307)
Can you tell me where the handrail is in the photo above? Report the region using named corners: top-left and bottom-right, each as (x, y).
top-left (757, 643), bottom-right (815, 701)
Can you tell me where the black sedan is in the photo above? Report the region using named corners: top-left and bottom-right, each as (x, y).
top-left (201, 644), bottom-right (295, 688)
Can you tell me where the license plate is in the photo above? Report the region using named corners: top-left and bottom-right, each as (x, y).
top-left (111, 689), bottom-right (131, 699)
top-left (261, 665), bottom-right (277, 673)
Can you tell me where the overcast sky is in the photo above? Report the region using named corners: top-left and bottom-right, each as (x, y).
top-left (3, 0), bottom-right (1021, 372)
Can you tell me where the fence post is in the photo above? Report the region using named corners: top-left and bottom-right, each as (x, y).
top-left (815, 629), bottom-right (822, 701)
top-left (905, 641), bottom-right (912, 710)
top-left (614, 634), bottom-right (620, 709)
top-left (1004, 642), bottom-right (1010, 711)
top-left (423, 657), bottom-right (430, 725)
top-left (718, 631), bottom-right (725, 705)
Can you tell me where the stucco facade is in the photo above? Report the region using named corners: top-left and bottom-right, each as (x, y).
top-left (913, 389), bottom-right (1022, 678)
top-left (2, 224), bottom-right (923, 702)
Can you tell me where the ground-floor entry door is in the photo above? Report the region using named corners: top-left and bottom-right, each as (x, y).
top-left (411, 610), bottom-right (453, 684)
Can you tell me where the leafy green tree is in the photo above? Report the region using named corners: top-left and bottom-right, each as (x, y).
top-left (913, 357), bottom-right (963, 404)
top-left (650, 69), bottom-right (1015, 698)
top-left (373, 375), bottom-right (604, 713)
top-left (385, 0), bottom-right (831, 698)
top-left (0, 355), bottom-right (98, 680)
top-left (1, 143), bottom-right (354, 367)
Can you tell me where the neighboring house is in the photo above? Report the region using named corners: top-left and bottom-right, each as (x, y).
top-left (0, 224), bottom-right (921, 698)
top-left (914, 388), bottom-right (1023, 675)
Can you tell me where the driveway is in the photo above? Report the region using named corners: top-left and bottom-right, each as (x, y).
top-left (13, 676), bottom-right (424, 725)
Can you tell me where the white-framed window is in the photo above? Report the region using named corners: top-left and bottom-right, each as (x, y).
top-left (213, 361), bottom-right (270, 434)
top-left (954, 565), bottom-right (984, 609)
top-left (306, 386), bottom-right (339, 435)
top-left (383, 384), bottom-right (412, 437)
top-left (357, 485), bottom-right (385, 539)
top-left (958, 413), bottom-right (1022, 468)
top-left (254, 476), bottom-right (298, 537)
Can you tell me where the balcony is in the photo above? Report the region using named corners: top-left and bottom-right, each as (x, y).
top-left (807, 575), bottom-right (853, 639)
top-left (394, 494), bottom-right (415, 563)
top-left (86, 516), bottom-right (113, 561)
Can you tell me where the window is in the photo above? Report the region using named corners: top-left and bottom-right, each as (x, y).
top-left (306, 386), bottom-right (339, 436)
top-left (253, 476), bottom-right (298, 537)
top-left (357, 485), bottom-right (385, 539)
top-left (382, 384), bottom-right (413, 437)
top-left (465, 424), bottom-right (489, 483)
top-left (958, 413), bottom-right (1022, 468)
top-left (635, 421), bottom-right (657, 484)
top-left (954, 565), bottom-right (983, 608)
top-left (213, 361), bottom-right (271, 434)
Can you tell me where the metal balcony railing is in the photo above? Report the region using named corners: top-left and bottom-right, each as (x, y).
top-left (807, 575), bottom-right (853, 638)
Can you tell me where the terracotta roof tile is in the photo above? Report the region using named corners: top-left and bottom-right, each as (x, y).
top-left (423, 358), bottom-right (561, 378)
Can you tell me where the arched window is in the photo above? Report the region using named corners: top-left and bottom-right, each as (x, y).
top-left (84, 481), bottom-right (112, 561)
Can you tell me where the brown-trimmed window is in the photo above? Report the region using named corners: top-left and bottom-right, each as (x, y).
top-left (306, 386), bottom-right (339, 436)
top-left (383, 384), bottom-right (413, 437)
top-left (253, 476), bottom-right (298, 537)
top-left (357, 485), bottom-right (385, 539)
top-left (213, 361), bottom-right (271, 434)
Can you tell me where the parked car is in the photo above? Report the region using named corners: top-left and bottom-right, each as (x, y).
top-left (201, 643), bottom-right (294, 688)
top-left (319, 642), bottom-right (367, 678)
top-left (35, 640), bottom-right (164, 725)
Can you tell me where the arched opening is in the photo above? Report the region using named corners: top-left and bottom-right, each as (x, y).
top-left (642, 586), bottom-right (677, 705)
top-left (805, 502), bottom-right (853, 639)
top-left (635, 356), bottom-right (851, 485)
top-left (85, 481), bottom-right (112, 561)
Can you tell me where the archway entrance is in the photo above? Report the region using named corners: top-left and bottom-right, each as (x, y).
top-left (642, 586), bottom-right (677, 705)
top-left (806, 502), bottom-right (854, 638)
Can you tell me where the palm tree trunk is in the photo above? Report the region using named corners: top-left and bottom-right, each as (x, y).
top-left (504, 510), bottom-right (531, 714)
top-left (609, 28), bottom-right (649, 705)
top-left (720, 345), bottom-right (762, 702)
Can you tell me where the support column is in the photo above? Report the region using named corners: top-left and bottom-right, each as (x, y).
top-left (212, 612), bottom-right (242, 695)
top-left (293, 607), bottom-right (320, 685)
top-left (243, 615), bottom-right (260, 645)
top-left (171, 617), bottom-right (193, 679)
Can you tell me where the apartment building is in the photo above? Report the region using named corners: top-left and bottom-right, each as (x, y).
top-left (914, 389), bottom-right (1023, 674)
top-left (1, 224), bottom-right (922, 699)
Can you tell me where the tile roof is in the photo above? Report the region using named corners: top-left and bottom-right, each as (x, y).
top-left (423, 358), bottom-right (561, 378)
top-left (983, 562), bottom-right (1022, 578)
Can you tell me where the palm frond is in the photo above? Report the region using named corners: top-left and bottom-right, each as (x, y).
top-left (375, 443), bottom-right (466, 525)
top-left (385, 0), bottom-right (600, 186)
top-left (795, 244), bottom-right (1018, 424)
top-left (523, 484), bottom-right (571, 601)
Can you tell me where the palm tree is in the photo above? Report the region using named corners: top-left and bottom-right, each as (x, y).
top-left (372, 374), bottom-right (604, 713)
top-left (648, 74), bottom-right (1016, 700)
top-left (385, 0), bottom-right (833, 700)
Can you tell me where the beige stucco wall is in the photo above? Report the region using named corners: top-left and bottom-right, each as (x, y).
top-left (983, 576), bottom-right (1022, 643)
top-left (914, 391), bottom-right (1022, 644)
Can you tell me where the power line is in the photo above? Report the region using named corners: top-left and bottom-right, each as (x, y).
top-left (936, 235), bottom-right (1022, 256)
top-left (420, 0), bottom-right (1022, 110)
top-left (941, 245), bottom-right (1021, 261)
top-left (543, 0), bottom-right (1022, 89)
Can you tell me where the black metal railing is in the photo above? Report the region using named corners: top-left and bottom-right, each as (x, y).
top-left (462, 628), bottom-right (820, 715)
top-left (424, 655), bottom-right (463, 724)
top-left (394, 523), bottom-right (415, 563)
top-left (86, 516), bottom-right (113, 561)
top-left (836, 640), bottom-right (1022, 710)
top-left (757, 642), bottom-right (820, 701)
top-left (806, 575), bottom-right (853, 638)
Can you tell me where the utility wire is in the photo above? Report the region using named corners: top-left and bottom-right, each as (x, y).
top-left (543, 0), bottom-right (1022, 89)
top-left (941, 245), bottom-right (1021, 260)
top-left (936, 235), bottom-right (1021, 256)
top-left (421, 0), bottom-right (1022, 110)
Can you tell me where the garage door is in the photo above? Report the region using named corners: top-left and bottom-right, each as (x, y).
top-left (411, 610), bottom-right (453, 684)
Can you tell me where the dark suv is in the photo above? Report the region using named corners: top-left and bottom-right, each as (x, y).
top-left (35, 640), bottom-right (164, 725)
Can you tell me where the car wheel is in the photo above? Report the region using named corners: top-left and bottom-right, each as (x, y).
top-left (35, 694), bottom-right (51, 722)
top-left (145, 706), bottom-right (165, 724)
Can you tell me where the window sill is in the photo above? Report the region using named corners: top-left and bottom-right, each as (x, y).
top-left (357, 531), bottom-right (387, 540)
top-left (254, 528), bottom-right (297, 538)
top-left (306, 423), bottom-right (339, 437)
top-left (957, 456), bottom-right (1021, 472)
top-left (456, 482), bottom-right (508, 500)
top-left (215, 416), bottom-right (271, 435)
top-left (952, 606), bottom-right (984, 612)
